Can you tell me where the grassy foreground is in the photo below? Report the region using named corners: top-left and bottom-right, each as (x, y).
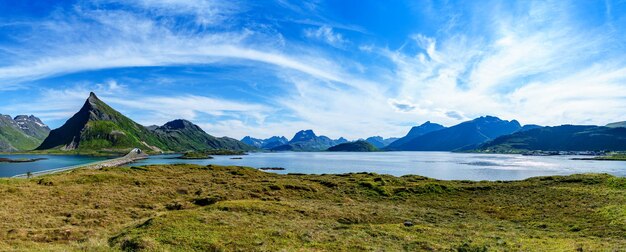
top-left (0, 165), bottom-right (624, 251)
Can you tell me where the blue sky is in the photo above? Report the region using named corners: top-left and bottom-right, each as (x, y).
top-left (1, 0), bottom-right (626, 139)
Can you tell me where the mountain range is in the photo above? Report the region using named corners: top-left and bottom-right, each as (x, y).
top-left (36, 93), bottom-right (250, 153)
top-left (385, 117), bottom-right (526, 151)
top-left (0, 114), bottom-right (50, 152)
top-left (241, 136), bottom-right (289, 149)
top-left (270, 130), bottom-right (348, 151)
top-left (4, 93), bottom-right (626, 154)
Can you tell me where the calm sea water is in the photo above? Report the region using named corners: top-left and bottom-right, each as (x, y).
top-left (129, 152), bottom-right (626, 181)
top-left (0, 155), bottom-right (108, 177)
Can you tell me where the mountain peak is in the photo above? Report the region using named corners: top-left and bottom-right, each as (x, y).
top-left (407, 121), bottom-right (445, 136)
top-left (86, 92), bottom-right (101, 104)
top-left (161, 119), bottom-right (199, 130)
top-left (290, 129), bottom-right (317, 143)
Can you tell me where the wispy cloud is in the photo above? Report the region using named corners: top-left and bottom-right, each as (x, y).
top-left (377, 1), bottom-right (626, 127)
top-left (1, 0), bottom-right (626, 140)
top-left (304, 25), bottom-right (348, 47)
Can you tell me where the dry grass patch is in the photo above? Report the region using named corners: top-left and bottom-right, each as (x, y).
top-left (0, 164), bottom-right (623, 251)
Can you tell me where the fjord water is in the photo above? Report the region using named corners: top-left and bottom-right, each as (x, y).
top-left (131, 152), bottom-right (626, 181)
top-left (0, 155), bottom-right (108, 177)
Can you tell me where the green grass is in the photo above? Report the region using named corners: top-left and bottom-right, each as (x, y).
top-left (0, 124), bottom-right (42, 151)
top-left (0, 165), bottom-right (624, 251)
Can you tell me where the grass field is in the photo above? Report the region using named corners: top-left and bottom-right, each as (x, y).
top-left (0, 164), bottom-right (624, 251)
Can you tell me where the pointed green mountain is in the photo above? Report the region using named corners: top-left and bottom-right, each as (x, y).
top-left (37, 93), bottom-right (168, 152)
top-left (37, 93), bottom-right (251, 153)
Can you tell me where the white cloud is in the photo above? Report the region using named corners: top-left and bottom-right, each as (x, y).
top-left (94, 0), bottom-right (239, 26)
top-left (377, 1), bottom-right (626, 128)
top-left (304, 25), bottom-right (348, 47)
top-left (2, 0), bottom-right (626, 140)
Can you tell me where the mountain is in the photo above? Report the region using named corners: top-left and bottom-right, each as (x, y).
top-left (387, 116), bottom-right (522, 151)
top-left (0, 114), bottom-right (50, 152)
top-left (241, 136), bottom-right (264, 148)
top-left (151, 119), bottom-right (253, 152)
top-left (37, 93), bottom-right (250, 153)
top-left (37, 93), bottom-right (168, 152)
top-left (271, 130), bottom-right (347, 151)
top-left (365, 136), bottom-right (399, 148)
top-left (479, 125), bottom-right (626, 152)
top-left (14, 115), bottom-right (50, 140)
top-left (385, 121), bottom-right (446, 150)
top-left (241, 136), bottom-right (288, 149)
top-left (328, 140), bottom-right (378, 152)
top-left (606, 121), bottom-right (626, 128)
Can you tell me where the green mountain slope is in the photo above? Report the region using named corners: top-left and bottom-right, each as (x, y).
top-left (37, 93), bottom-right (251, 153)
top-left (152, 119), bottom-right (253, 151)
top-left (0, 114), bottom-right (50, 151)
top-left (478, 125), bottom-right (626, 152)
top-left (327, 140), bottom-right (378, 152)
top-left (37, 93), bottom-right (168, 152)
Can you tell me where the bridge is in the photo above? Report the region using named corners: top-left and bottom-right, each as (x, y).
top-left (13, 149), bottom-right (149, 178)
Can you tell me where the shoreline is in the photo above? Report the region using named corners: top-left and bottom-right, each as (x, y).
top-left (12, 149), bottom-right (148, 178)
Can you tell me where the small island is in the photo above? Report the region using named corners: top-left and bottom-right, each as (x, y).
top-left (259, 167), bottom-right (286, 170)
top-left (0, 157), bottom-right (47, 163)
top-left (327, 140), bottom-right (379, 152)
top-left (177, 152), bottom-right (214, 160)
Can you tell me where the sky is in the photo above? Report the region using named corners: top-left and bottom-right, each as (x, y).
top-left (1, 0), bottom-right (626, 140)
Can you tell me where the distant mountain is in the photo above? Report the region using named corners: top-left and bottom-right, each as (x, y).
top-left (387, 116), bottom-right (521, 151)
top-left (37, 93), bottom-right (249, 153)
top-left (151, 119), bottom-right (253, 152)
top-left (0, 114), bottom-right (50, 152)
top-left (241, 136), bottom-right (264, 148)
top-left (385, 121), bottom-right (446, 150)
top-left (479, 125), bottom-right (626, 152)
top-left (241, 136), bottom-right (288, 149)
top-left (328, 140), bottom-right (378, 152)
top-left (271, 130), bottom-right (347, 151)
top-left (606, 121), bottom-right (626, 128)
top-left (365, 136), bottom-right (399, 148)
